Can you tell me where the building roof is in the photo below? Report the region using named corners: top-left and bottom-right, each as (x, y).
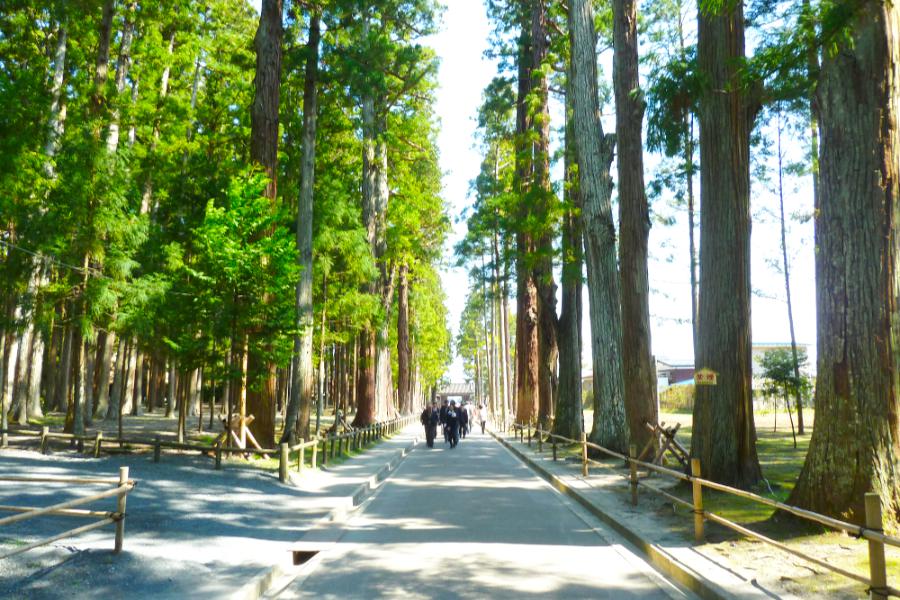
top-left (436, 382), bottom-right (475, 396)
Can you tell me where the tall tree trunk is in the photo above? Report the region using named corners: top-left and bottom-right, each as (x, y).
top-left (691, 0), bottom-right (762, 488)
top-left (492, 230), bottom-right (510, 419)
top-left (26, 327), bottom-right (45, 420)
top-left (614, 0), bottom-right (658, 451)
top-left (122, 341), bottom-right (137, 415)
top-left (686, 117), bottom-right (698, 351)
top-left (44, 22), bottom-right (67, 176)
top-left (284, 12), bottom-right (319, 444)
top-left (374, 150), bottom-right (394, 419)
top-left (397, 263), bottom-right (411, 415)
top-left (501, 272), bottom-right (512, 422)
top-left (354, 45), bottom-right (391, 425)
top-left (166, 360), bottom-right (177, 418)
top-left (529, 0), bottom-right (558, 429)
top-left (90, 0), bottom-right (115, 120)
top-left (131, 353), bottom-right (144, 416)
top-left (789, 1), bottom-right (900, 525)
top-left (106, 337), bottom-right (125, 420)
top-left (514, 20), bottom-right (539, 425)
top-left (141, 30), bottom-right (176, 215)
top-left (569, 0), bottom-right (628, 452)
top-left (246, 0), bottom-right (284, 449)
top-left (82, 337), bottom-right (96, 425)
top-left (56, 324), bottom-right (73, 413)
top-left (774, 112), bottom-right (805, 436)
top-left (43, 318), bottom-right (60, 415)
top-left (105, 0), bottom-right (136, 154)
top-left (555, 91), bottom-right (584, 440)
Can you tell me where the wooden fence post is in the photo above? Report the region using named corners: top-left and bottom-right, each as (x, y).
top-left (215, 444), bottom-right (222, 470)
top-left (279, 443), bottom-right (289, 483)
top-left (94, 431), bottom-right (103, 458)
top-left (581, 432), bottom-right (588, 477)
top-left (321, 439), bottom-right (328, 465)
top-left (297, 439), bottom-right (304, 472)
top-left (691, 458), bottom-right (704, 542)
top-left (153, 436), bottom-right (161, 463)
top-left (39, 426), bottom-right (49, 454)
top-left (629, 444), bottom-right (638, 506)
top-left (527, 423), bottom-right (532, 447)
top-left (114, 466), bottom-right (129, 553)
top-left (538, 428), bottom-right (543, 453)
top-left (865, 493), bottom-right (888, 600)
top-left (312, 439), bottom-right (318, 469)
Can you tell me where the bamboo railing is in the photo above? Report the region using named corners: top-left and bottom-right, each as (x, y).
top-left (0, 467), bottom-right (135, 558)
top-left (512, 423), bottom-right (900, 600)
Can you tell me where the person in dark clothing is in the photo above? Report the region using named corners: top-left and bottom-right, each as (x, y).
top-left (420, 402), bottom-right (440, 448)
top-left (446, 400), bottom-right (460, 448)
top-left (459, 401), bottom-right (469, 439)
top-left (439, 399), bottom-right (450, 444)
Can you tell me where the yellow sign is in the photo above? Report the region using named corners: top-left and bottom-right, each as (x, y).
top-left (695, 368), bottom-right (718, 386)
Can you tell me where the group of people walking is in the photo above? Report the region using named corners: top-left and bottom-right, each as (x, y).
top-left (420, 399), bottom-right (487, 449)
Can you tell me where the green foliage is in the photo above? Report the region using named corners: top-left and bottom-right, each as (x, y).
top-left (758, 347), bottom-right (811, 401)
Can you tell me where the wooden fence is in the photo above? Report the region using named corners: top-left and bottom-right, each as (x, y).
top-left (278, 415), bottom-right (415, 482)
top-left (0, 415), bottom-right (416, 482)
top-left (0, 467), bottom-right (135, 558)
top-left (511, 422), bottom-right (900, 600)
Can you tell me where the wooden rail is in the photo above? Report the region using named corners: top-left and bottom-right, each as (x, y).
top-left (277, 415), bottom-right (415, 482)
top-left (517, 424), bottom-right (900, 599)
top-left (0, 467), bottom-right (135, 558)
top-left (0, 414), bottom-right (416, 483)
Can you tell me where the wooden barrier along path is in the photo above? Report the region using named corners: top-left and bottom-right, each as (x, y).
top-left (0, 467), bottom-right (135, 558)
top-left (513, 423), bottom-right (900, 600)
top-left (0, 415), bottom-right (416, 485)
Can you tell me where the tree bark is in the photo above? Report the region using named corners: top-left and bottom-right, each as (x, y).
top-left (90, 0), bottom-right (115, 120)
top-left (529, 0), bottom-right (558, 429)
top-left (514, 19), bottom-right (539, 425)
top-left (397, 263), bottom-right (411, 415)
top-left (246, 0), bottom-right (284, 449)
top-left (140, 30), bottom-right (176, 215)
top-left (26, 327), bottom-right (44, 420)
top-left (555, 93), bottom-right (584, 440)
top-left (569, 0), bottom-right (628, 452)
top-left (106, 337), bottom-right (125, 420)
top-left (44, 22), bottom-right (67, 176)
top-left (105, 0), bottom-right (136, 154)
top-left (691, 0), bottom-right (762, 488)
top-left (789, 0), bottom-right (900, 525)
top-left (283, 12), bottom-right (320, 444)
top-left (56, 324), bottom-right (73, 413)
top-left (614, 0), bottom-right (658, 451)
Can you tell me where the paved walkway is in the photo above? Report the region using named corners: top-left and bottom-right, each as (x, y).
top-left (276, 429), bottom-right (692, 599)
top-left (0, 425), bottom-right (418, 599)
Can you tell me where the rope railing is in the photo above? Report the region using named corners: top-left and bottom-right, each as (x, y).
top-left (510, 423), bottom-right (900, 600)
top-left (0, 467), bottom-right (135, 558)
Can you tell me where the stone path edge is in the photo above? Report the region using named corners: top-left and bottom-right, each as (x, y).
top-left (231, 433), bottom-right (420, 600)
top-left (490, 430), bottom-right (732, 600)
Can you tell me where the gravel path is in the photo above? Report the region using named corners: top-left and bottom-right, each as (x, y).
top-left (0, 426), bottom-right (419, 599)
